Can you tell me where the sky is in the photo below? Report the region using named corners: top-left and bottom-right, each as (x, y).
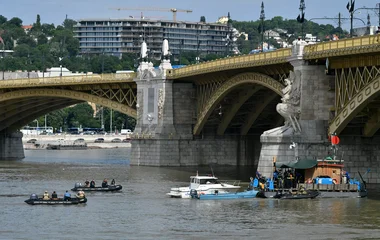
top-left (2, 0), bottom-right (379, 30)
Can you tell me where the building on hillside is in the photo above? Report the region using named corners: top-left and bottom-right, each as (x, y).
top-left (74, 18), bottom-right (235, 60)
top-left (305, 33), bottom-right (317, 42)
top-left (353, 26), bottom-right (377, 36)
top-left (264, 30), bottom-right (280, 38)
top-left (22, 25), bottom-right (33, 34)
top-left (0, 50), bottom-right (14, 57)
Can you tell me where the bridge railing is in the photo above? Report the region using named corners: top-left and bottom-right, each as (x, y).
top-left (167, 48), bottom-right (292, 79)
top-left (0, 73), bottom-right (137, 88)
top-left (304, 34), bottom-right (380, 59)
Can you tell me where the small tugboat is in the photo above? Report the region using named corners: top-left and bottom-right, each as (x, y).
top-left (71, 183), bottom-right (122, 192)
top-left (190, 189), bottom-right (261, 200)
top-left (25, 194), bottom-right (87, 205)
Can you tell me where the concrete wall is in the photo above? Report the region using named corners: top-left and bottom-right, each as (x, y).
top-left (130, 134), bottom-right (261, 166)
top-left (0, 132), bottom-right (24, 160)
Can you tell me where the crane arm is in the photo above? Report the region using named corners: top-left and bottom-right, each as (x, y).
top-left (109, 7), bottom-right (192, 13)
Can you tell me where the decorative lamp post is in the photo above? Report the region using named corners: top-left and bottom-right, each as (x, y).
top-left (260, 2), bottom-right (265, 52)
top-left (297, 0), bottom-right (306, 40)
top-left (346, 0), bottom-right (355, 37)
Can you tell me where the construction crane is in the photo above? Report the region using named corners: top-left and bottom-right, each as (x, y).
top-left (109, 7), bottom-right (193, 21)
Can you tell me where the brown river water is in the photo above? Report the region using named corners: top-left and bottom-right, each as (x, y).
top-left (1, 148), bottom-right (380, 240)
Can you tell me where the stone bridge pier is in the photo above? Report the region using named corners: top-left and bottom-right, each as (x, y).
top-left (257, 54), bottom-right (336, 177)
top-left (0, 132), bottom-right (24, 160)
top-left (130, 60), bottom-right (260, 166)
top-left (130, 77), bottom-right (257, 166)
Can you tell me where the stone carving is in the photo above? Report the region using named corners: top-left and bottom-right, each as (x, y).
top-left (157, 88), bottom-right (164, 119)
top-left (137, 62), bottom-right (157, 80)
top-left (264, 70), bottom-right (302, 135)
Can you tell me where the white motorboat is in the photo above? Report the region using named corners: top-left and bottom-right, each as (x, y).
top-left (167, 174), bottom-right (241, 199)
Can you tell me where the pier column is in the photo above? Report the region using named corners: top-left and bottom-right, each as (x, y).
top-left (0, 131), bottom-right (25, 160)
top-left (258, 40), bottom-right (335, 177)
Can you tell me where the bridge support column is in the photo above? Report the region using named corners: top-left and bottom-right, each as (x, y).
top-left (0, 132), bottom-right (25, 160)
top-left (258, 59), bottom-right (335, 177)
top-left (130, 76), bottom-right (257, 166)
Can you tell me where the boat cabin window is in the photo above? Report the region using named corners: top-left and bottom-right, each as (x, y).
top-left (199, 179), bottom-right (218, 184)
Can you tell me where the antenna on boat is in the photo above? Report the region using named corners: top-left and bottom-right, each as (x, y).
top-left (210, 165), bottom-right (215, 177)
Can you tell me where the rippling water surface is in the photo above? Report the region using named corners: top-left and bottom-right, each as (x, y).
top-left (1, 148), bottom-right (380, 240)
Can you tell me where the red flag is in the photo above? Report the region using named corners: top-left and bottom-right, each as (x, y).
top-left (331, 135), bottom-right (340, 145)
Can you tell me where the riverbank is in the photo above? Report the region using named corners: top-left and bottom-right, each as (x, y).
top-left (23, 135), bottom-right (131, 149)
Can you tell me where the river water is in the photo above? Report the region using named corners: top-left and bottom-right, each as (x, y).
top-left (1, 148), bottom-right (380, 240)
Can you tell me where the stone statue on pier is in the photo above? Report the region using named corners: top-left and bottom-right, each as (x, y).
top-left (137, 40), bottom-right (157, 80)
top-left (263, 70), bottom-right (302, 136)
top-left (158, 39), bottom-right (172, 78)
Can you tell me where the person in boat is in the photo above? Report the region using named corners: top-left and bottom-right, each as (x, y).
top-left (111, 179), bottom-right (115, 185)
top-left (102, 179), bottom-right (108, 188)
top-left (51, 191), bottom-right (58, 200)
top-left (76, 190), bottom-right (85, 199)
top-left (277, 169), bottom-right (284, 189)
top-left (90, 180), bottom-right (95, 188)
top-left (255, 171), bottom-right (262, 179)
top-left (30, 193), bottom-right (38, 200)
top-left (345, 171), bottom-right (351, 184)
top-left (43, 191), bottom-right (50, 200)
top-left (63, 190), bottom-right (71, 201)
top-left (84, 180), bottom-right (90, 187)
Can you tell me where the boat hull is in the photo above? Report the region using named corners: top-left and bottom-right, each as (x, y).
top-left (192, 190), bottom-right (260, 200)
top-left (264, 190), bottom-right (367, 198)
top-left (25, 197), bottom-right (87, 205)
top-left (273, 190), bottom-right (320, 199)
top-left (71, 185), bottom-right (122, 192)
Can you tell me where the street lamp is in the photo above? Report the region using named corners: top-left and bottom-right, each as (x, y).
top-left (110, 108), bottom-right (113, 134)
top-left (33, 119), bottom-right (39, 135)
top-left (353, 6), bottom-right (380, 27)
top-left (347, 0), bottom-right (355, 37)
top-left (297, 0), bottom-right (306, 40)
top-left (44, 115), bottom-right (47, 133)
top-left (59, 57), bottom-right (63, 77)
top-left (260, 2), bottom-right (265, 52)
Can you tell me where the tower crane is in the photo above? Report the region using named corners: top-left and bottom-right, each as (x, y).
top-left (109, 7), bottom-right (193, 21)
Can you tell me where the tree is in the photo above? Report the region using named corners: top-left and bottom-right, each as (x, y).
top-left (0, 15), bottom-right (7, 25)
top-left (7, 17), bottom-right (23, 27)
top-left (63, 18), bottom-right (77, 30)
top-left (32, 14), bottom-right (42, 33)
top-left (200, 16), bottom-right (206, 23)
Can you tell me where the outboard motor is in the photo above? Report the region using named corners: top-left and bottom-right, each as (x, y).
top-left (189, 189), bottom-right (198, 198)
top-left (30, 193), bottom-right (38, 200)
top-left (74, 182), bottom-right (82, 188)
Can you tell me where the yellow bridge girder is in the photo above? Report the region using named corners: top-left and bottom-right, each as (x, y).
top-left (329, 75), bottom-right (380, 135)
top-left (0, 73), bottom-right (136, 89)
top-left (0, 88), bottom-right (137, 118)
top-left (193, 72), bottom-right (283, 135)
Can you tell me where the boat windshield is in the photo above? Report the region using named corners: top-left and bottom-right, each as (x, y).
top-left (199, 179), bottom-right (219, 184)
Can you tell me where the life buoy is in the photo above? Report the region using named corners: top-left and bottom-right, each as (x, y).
top-left (333, 179), bottom-right (337, 184)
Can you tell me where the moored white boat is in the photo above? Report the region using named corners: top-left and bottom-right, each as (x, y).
top-left (167, 174), bottom-right (241, 199)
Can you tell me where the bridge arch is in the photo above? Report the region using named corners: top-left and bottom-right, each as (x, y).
top-left (0, 88), bottom-right (137, 131)
top-left (329, 76), bottom-right (380, 135)
top-left (193, 72), bottom-right (283, 135)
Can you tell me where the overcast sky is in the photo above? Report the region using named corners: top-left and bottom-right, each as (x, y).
top-left (2, 0), bottom-right (379, 30)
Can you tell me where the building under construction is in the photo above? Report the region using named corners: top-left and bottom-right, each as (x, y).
top-left (73, 18), bottom-right (234, 60)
